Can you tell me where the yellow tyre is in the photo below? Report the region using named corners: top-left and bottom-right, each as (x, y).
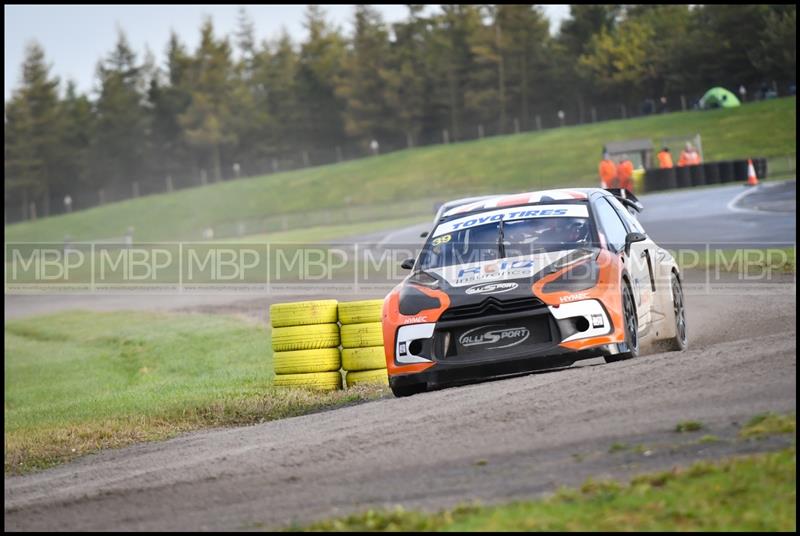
top-left (270, 300), bottom-right (338, 328)
top-left (274, 371), bottom-right (342, 391)
top-left (273, 348), bottom-right (341, 374)
top-left (338, 299), bottom-right (384, 325)
top-left (342, 346), bottom-right (386, 371)
top-left (346, 368), bottom-right (389, 388)
top-left (271, 324), bottom-right (340, 352)
top-left (340, 322), bottom-right (384, 348)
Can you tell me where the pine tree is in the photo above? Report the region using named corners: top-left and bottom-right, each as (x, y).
top-left (92, 30), bottom-right (149, 194)
top-left (296, 5), bottom-right (347, 155)
top-left (4, 41), bottom-right (63, 216)
top-left (337, 5), bottom-right (393, 147)
top-left (179, 18), bottom-right (238, 182)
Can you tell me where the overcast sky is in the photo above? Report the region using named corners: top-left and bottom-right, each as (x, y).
top-left (5, 4), bottom-right (571, 101)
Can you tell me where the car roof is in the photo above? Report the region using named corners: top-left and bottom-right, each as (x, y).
top-left (440, 188), bottom-right (606, 219)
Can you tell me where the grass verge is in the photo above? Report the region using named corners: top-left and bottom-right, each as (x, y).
top-left (295, 447), bottom-right (796, 532)
top-left (4, 310), bottom-right (389, 474)
top-left (5, 97), bottom-right (795, 243)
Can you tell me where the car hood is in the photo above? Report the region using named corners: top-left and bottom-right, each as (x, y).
top-left (417, 248), bottom-right (597, 307)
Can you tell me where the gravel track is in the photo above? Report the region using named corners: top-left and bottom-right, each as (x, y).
top-left (4, 290), bottom-right (796, 531)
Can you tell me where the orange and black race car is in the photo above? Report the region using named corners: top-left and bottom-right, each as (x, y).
top-left (382, 188), bottom-right (688, 397)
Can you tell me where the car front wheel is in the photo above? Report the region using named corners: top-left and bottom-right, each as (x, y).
top-left (605, 282), bottom-right (639, 363)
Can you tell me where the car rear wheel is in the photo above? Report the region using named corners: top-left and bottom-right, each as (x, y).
top-left (605, 282), bottom-right (639, 363)
top-left (665, 272), bottom-right (688, 351)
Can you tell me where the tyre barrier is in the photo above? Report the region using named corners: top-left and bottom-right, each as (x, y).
top-left (643, 167), bottom-right (675, 192)
top-left (340, 322), bottom-right (384, 349)
top-left (718, 160), bottom-right (735, 183)
top-left (675, 165), bottom-right (692, 188)
top-left (274, 348), bottom-right (342, 374)
top-left (338, 299), bottom-right (384, 325)
top-left (689, 164), bottom-right (706, 187)
top-left (342, 346), bottom-right (386, 371)
top-left (754, 157), bottom-right (768, 180)
top-left (732, 160), bottom-right (749, 182)
top-left (270, 299), bottom-right (338, 328)
top-left (346, 368), bottom-right (389, 388)
top-left (271, 299), bottom-right (342, 389)
top-left (702, 162), bottom-right (720, 185)
top-left (271, 323), bottom-right (340, 352)
top-left (274, 371), bottom-right (343, 391)
top-left (270, 299), bottom-right (388, 391)
top-left (643, 159), bottom-right (767, 192)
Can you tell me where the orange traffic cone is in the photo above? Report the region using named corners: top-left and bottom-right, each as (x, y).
top-left (746, 159), bottom-right (759, 186)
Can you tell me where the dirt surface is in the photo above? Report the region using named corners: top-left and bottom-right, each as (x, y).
top-left (4, 289), bottom-right (796, 531)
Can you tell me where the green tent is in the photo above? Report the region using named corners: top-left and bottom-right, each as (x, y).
top-left (699, 87), bottom-right (741, 109)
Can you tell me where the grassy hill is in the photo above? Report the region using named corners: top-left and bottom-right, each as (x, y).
top-left (5, 97), bottom-right (795, 243)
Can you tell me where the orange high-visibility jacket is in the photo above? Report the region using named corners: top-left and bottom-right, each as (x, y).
top-left (617, 160), bottom-right (634, 191)
top-left (599, 159), bottom-right (618, 188)
top-left (678, 150), bottom-right (701, 166)
top-left (657, 150), bottom-right (673, 169)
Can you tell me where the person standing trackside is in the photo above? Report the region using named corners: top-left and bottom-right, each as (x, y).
top-left (599, 150), bottom-right (618, 188)
top-left (678, 142), bottom-right (701, 166)
top-left (657, 146), bottom-right (674, 168)
top-left (617, 155), bottom-right (634, 192)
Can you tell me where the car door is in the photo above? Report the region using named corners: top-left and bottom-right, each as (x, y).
top-left (592, 196), bottom-right (654, 331)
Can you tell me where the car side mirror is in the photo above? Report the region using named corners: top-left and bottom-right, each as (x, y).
top-left (400, 258), bottom-right (415, 270)
top-left (420, 231), bottom-right (429, 238)
top-left (624, 232), bottom-right (646, 255)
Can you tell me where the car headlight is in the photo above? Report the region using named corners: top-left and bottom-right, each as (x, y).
top-left (399, 284), bottom-right (441, 315)
top-left (542, 260), bottom-right (599, 293)
top-left (408, 270), bottom-right (439, 288)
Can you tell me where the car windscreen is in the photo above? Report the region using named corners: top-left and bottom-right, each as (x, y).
top-left (417, 204), bottom-right (594, 270)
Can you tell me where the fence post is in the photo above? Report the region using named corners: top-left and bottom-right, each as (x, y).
top-left (166, 175), bottom-right (173, 193)
top-left (620, 104), bottom-right (627, 119)
top-left (443, 129), bottom-right (449, 144)
top-left (535, 115), bottom-right (542, 131)
top-left (680, 95), bottom-right (687, 111)
top-left (514, 118), bottom-right (520, 134)
top-left (591, 107), bottom-right (597, 123)
top-left (200, 169), bottom-right (207, 186)
top-left (478, 124), bottom-right (484, 139)
top-left (302, 151), bottom-right (310, 167)
top-left (336, 146), bottom-right (343, 162)
top-left (98, 189), bottom-right (105, 205)
top-left (29, 202), bottom-right (37, 221)
top-left (272, 158), bottom-right (279, 173)
top-left (132, 181), bottom-right (139, 198)
top-left (406, 132), bottom-right (413, 148)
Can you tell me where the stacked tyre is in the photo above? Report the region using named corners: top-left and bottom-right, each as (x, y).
top-left (270, 300), bottom-right (343, 390)
top-left (338, 300), bottom-right (389, 388)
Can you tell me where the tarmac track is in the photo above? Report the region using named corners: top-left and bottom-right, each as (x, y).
top-left (4, 181), bottom-right (797, 531)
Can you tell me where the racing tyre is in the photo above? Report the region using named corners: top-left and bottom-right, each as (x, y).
top-left (342, 346), bottom-right (386, 371)
top-left (273, 371), bottom-right (342, 391)
top-left (273, 348), bottom-right (341, 374)
top-left (338, 299), bottom-right (384, 325)
top-left (270, 300), bottom-right (338, 328)
top-left (271, 324), bottom-right (340, 352)
top-left (605, 282), bottom-right (639, 363)
top-left (340, 322), bottom-right (384, 348)
top-left (345, 368), bottom-right (389, 388)
top-left (664, 272), bottom-right (688, 351)
top-left (389, 378), bottom-right (427, 397)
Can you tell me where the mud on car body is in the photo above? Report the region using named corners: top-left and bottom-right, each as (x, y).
top-left (382, 188), bottom-right (688, 397)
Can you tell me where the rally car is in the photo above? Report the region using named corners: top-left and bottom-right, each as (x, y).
top-left (382, 188), bottom-right (687, 397)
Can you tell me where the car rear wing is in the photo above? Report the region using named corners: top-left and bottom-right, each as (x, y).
top-left (605, 188), bottom-right (644, 213)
